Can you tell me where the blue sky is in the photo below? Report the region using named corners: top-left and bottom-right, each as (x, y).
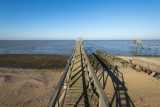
top-left (0, 0), bottom-right (160, 40)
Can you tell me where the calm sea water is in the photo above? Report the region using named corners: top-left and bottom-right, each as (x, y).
top-left (0, 40), bottom-right (75, 55)
top-left (0, 40), bottom-right (160, 56)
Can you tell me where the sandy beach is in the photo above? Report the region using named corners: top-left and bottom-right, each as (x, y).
top-left (0, 54), bottom-right (69, 69)
top-left (0, 54), bottom-right (67, 107)
top-left (90, 53), bottom-right (160, 107)
top-left (117, 55), bottom-right (160, 66)
top-left (0, 53), bottom-right (160, 107)
top-left (117, 55), bottom-right (160, 74)
top-left (0, 67), bottom-right (62, 107)
top-left (100, 67), bottom-right (160, 107)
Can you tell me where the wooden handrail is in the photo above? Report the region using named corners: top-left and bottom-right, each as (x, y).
top-left (80, 42), bottom-right (110, 107)
top-left (48, 46), bottom-right (76, 107)
top-left (48, 40), bottom-right (110, 107)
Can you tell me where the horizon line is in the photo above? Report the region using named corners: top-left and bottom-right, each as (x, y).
top-left (0, 39), bottom-right (160, 41)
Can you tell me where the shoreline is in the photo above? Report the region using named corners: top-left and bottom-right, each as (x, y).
top-left (0, 53), bottom-right (159, 69)
top-left (0, 54), bottom-right (69, 70)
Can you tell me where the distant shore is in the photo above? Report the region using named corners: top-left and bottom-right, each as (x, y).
top-left (0, 54), bottom-right (69, 69)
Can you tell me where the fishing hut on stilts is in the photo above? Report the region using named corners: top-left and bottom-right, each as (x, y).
top-left (131, 40), bottom-right (160, 55)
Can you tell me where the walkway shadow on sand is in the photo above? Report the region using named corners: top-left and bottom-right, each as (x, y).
top-left (89, 53), bottom-right (135, 107)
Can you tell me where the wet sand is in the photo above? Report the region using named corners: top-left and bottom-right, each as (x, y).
top-left (0, 54), bottom-right (69, 69)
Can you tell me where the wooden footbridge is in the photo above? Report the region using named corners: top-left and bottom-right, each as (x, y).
top-left (48, 38), bottom-right (110, 107)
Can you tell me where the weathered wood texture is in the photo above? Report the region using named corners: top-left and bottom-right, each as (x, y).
top-left (48, 39), bottom-right (110, 107)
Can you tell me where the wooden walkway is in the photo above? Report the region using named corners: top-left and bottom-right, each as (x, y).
top-left (64, 40), bottom-right (93, 106)
top-left (48, 38), bottom-right (109, 107)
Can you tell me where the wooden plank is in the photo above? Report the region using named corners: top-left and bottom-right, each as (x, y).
top-left (48, 39), bottom-right (110, 107)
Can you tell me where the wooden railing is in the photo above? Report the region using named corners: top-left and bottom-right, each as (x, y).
top-left (80, 42), bottom-right (110, 107)
top-left (96, 51), bottom-right (124, 83)
top-left (48, 40), bottom-right (110, 107)
top-left (47, 43), bottom-right (77, 107)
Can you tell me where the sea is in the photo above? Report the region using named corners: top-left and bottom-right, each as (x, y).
top-left (0, 40), bottom-right (160, 56)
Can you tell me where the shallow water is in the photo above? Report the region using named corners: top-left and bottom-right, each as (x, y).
top-left (0, 40), bottom-right (160, 56)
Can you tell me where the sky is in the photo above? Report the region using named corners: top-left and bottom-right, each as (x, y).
top-left (0, 0), bottom-right (160, 40)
